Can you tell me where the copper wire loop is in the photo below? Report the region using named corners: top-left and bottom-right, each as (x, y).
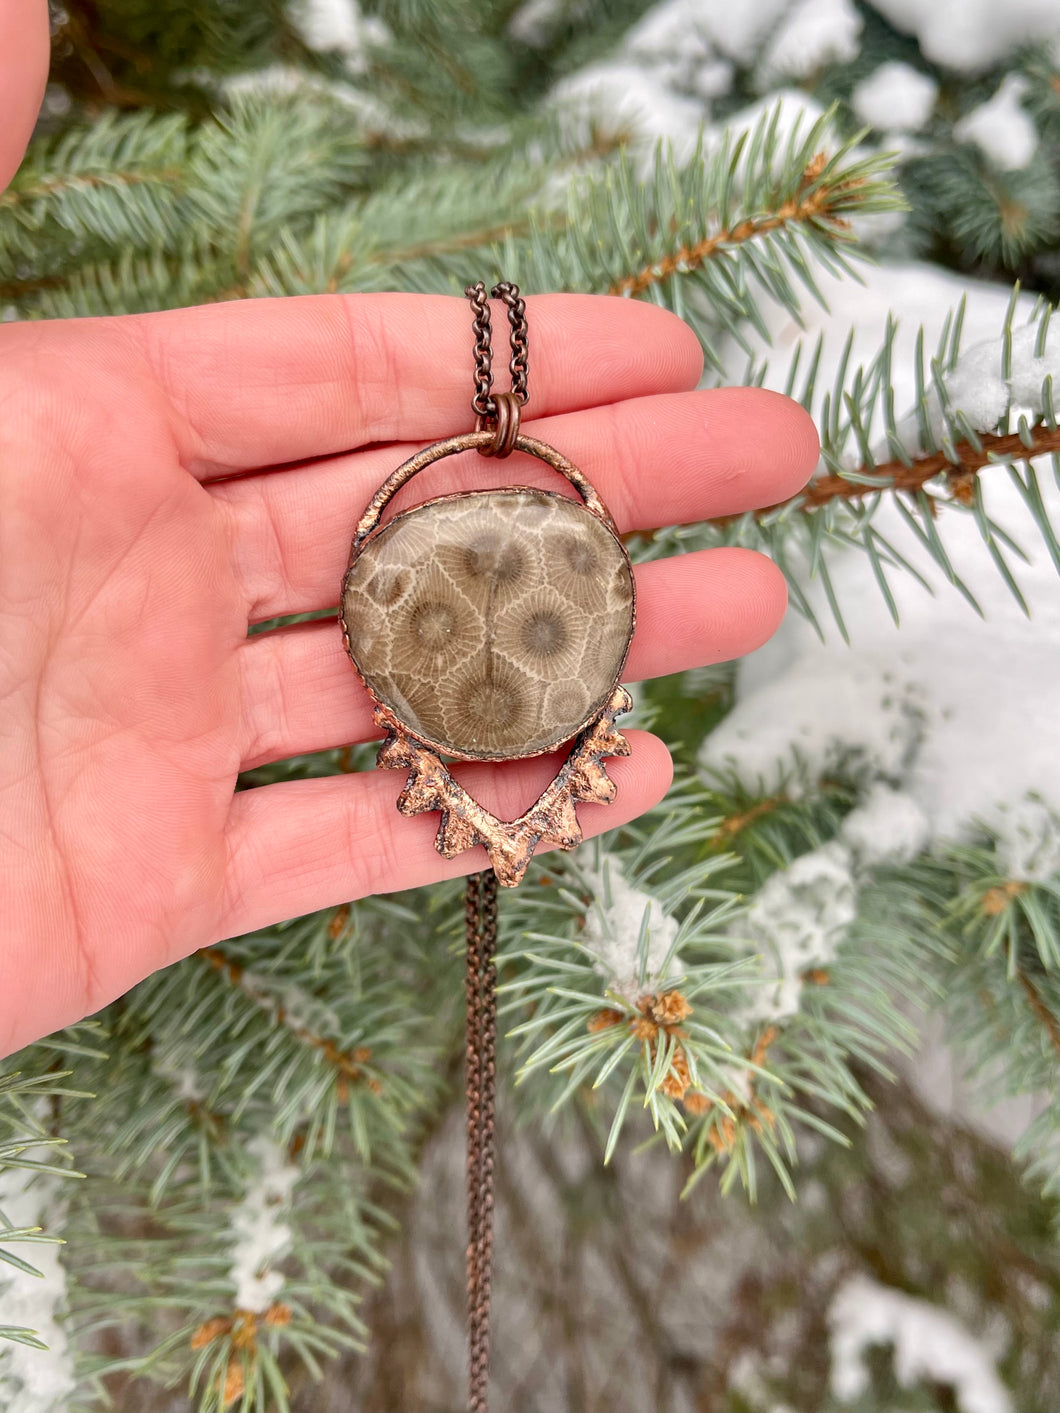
top-left (475, 391), bottom-right (521, 459)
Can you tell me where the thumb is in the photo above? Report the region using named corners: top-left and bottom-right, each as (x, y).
top-left (0, 0), bottom-right (51, 192)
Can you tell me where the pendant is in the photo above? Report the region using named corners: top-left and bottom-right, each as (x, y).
top-left (340, 428), bottom-right (636, 886)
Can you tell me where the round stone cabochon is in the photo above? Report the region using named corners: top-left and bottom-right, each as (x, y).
top-left (343, 489), bottom-right (634, 760)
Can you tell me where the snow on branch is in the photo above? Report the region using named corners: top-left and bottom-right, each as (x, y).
top-left (0, 1167), bottom-right (75, 1413)
top-left (688, 290), bottom-right (1060, 636)
top-left (227, 1136), bottom-right (300, 1314)
top-left (829, 1274), bottom-right (1012, 1413)
top-left (579, 855), bottom-right (683, 1001)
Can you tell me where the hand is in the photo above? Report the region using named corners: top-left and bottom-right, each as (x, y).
top-left (0, 12), bottom-right (819, 1056)
top-left (1, 292), bottom-right (815, 1055)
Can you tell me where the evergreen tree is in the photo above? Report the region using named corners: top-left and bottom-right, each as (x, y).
top-left (2, 3), bottom-right (1058, 1410)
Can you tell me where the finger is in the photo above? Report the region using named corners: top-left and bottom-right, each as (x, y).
top-left (215, 386), bottom-right (818, 622)
top-left (219, 730), bottom-right (673, 936)
top-left (236, 548), bottom-right (785, 770)
top-left (131, 292), bottom-right (704, 475)
top-left (0, 0), bottom-right (50, 190)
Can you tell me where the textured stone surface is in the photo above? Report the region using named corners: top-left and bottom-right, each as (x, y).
top-left (343, 489), bottom-right (634, 758)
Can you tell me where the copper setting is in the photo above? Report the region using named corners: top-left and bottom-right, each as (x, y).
top-left (374, 686), bottom-right (632, 888)
top-left (346, 429), bottom-right (616, 547)
top-left (340, 430), bottom-right (636, 885)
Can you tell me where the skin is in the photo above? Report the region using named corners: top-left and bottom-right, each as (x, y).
top-left (0, 2), bottom-right (820, 1057)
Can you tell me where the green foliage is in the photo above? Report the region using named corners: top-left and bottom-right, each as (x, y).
top-left (499, 784), bottom-right (924, 1202)
top-left (2, 3), bottom-right (1058, 1409)
top-left (0, 1056), bottom-right (93, 1347)
top-left (511, 110), bottom-right (901, 320)
top-left (909, 834), bottom-right (1060, 1197)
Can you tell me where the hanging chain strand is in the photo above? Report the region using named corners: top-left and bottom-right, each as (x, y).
top-left (465, 281), bottom-right (529, 418)
top-left (465, 868), bottom-right (498, 1413)
top-left (461, 280), bottom-right (525, 1411)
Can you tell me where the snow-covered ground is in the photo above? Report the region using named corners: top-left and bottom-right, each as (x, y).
top-left (545, 0), bottom-right (1056, 166)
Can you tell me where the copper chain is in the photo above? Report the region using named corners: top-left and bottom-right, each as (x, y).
top-left (465, 281), bottom-right (529, 418)
top-left (464, 868), bottom-right (498, 1413)
top-left (462, 280), bottom-right (523, 1411)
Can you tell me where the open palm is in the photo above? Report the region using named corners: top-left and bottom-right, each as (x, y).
top-left (0, 293), bottom-right (817, 1056)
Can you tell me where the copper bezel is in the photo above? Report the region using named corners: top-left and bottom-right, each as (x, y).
top-left (339, 429), bottom-right (636, 885)
top-left (340, 432), bottom-right (636, 764)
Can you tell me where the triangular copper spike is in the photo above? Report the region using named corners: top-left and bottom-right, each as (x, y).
top-left (486, 835), bottom-right (537, 888)
top-left (541, 794), bottom-right (582, 850)
top-left (437, 810), bottom-right (481, 858)
top-left (397, 767), bottom-right (444, 816)
top-left (377, 730), bottom-right (414, 771)
top-left (569, 758), bottom-right (618, 804)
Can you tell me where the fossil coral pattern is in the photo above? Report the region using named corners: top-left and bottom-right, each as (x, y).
top-left (343, 489), bottom-right (635, 760)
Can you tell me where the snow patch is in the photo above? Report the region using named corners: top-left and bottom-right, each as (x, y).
top-left (742, 842), bottom-right (858, 1022)
top-left (840, 784), bottom-right (931, 867)
top-left (289, 0), bottom-right (389, 69)
top-left (703, 651), bottom-right (926, 794)
top-left (227, 1135), bottom-right (299, 1314)
top-left (551, 62), bottom-right (709, 165)
top-left (954, 76), bottom-right (1038, 172)
top-left (220, 64), bottom-right (400, 133)
top-left (623, 1), bottom-right (735, 102)
top-left (624, 0), bottom-right (715, 58)
top-left (509, 0), bottom-right (580, 47)
top-left (992, 797), bottom-right (1060, 883)
top-left (756, 0), bottom-right (863, 88)
top-left (930, 318), bottom-right (1060, 443)
top-left (829, 1273), bottom-right (1012, 1413)
top-left (0, 1165), bottom-right (75, 1413)
top-left (687, 0), bottom-right (793, 66)
top-left (851, 61), bottom-right (938, 133)
top-left (870, 0), bottom-right (1060, 72)
top-left (580, 855), bottom-right (682, 1000)
top-left (153, 1041), bottom-right (205, 1103)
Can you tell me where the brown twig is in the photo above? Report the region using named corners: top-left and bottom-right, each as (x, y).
top-left (707, 794), bottom-right (790, 846)
top-left (711, 424), bottom-right (1060, 526)
top-left (801, 428), bottom-right (1060, 508)
top-left (1016, 968), bottom-right (1060, 1054)
top-left (199, 946), bottom-right (378, 1091)
top-left (0, 167), bottom-right (183, 209)
top-left (609, 158), bottom-right (846, 299)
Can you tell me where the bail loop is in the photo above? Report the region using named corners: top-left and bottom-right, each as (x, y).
top-left (475, 390), bottom-right (521, 459)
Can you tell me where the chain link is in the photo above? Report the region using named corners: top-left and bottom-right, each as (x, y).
top-left (464, 868), bottom-right (498, 1413)
top-left (465, 281), bottom-right (529, 419)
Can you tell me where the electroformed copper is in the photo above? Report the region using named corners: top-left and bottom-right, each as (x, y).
top-left (339, 429), bottom-right (636, 884)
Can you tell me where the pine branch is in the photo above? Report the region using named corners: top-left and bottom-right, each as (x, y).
top-left (659, 294), bottom-right (1060, 635)
top-left (609, 154), bottom-right (854, 299)
top-left (736, 424), bottom-right (1060, 522)
top-left (1017, 968), bottom-right (1060, 1054)
top-left (0, 166), bottom-right (184, 209)
top-left (198, 947), bottom-right (380, 1093)
top-left (510, 104), bottom-right (903, 361)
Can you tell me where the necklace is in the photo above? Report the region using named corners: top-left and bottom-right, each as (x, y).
top-left (340, 282), bottom-right (635, 1411)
